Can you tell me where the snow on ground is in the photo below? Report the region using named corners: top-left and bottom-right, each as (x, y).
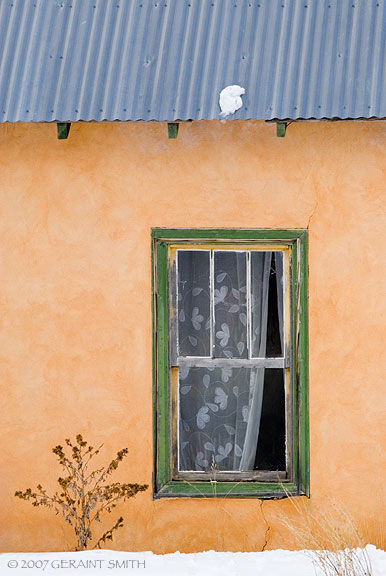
top-left (1, 546), bottom-right (385, 576)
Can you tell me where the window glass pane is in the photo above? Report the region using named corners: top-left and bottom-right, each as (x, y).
top-left (251, 251), bottom-right (284, 358)
top-left (254, 368), bottom-right (286, 471)
top-left (179, 367), bottom-right (254, 471)
top-left (213, 251), bottom-right (248, 359)
top-left (177, 251), bottom-right (210, 357)
top-left (179, 367), bottom-right (286, 472)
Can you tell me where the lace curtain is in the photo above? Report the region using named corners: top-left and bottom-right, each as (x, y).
top-left (177, 250), bottom-right (283, 472)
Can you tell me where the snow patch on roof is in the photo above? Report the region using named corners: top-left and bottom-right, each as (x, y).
top-left (219, 85), bottom-right (245, 118)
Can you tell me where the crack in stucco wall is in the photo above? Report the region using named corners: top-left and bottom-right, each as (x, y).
top-left (259, 500), bottom-right (271, 552)
top-left (307, 192), bottom-right (319, 230)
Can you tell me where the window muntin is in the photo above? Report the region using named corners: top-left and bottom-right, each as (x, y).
top-left (169, 244), bottom-right (291, 481)
top-left (153, 229), bottom-right (309, 498)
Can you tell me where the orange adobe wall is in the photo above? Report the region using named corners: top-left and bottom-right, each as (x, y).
top-left (0, 120), bottom-right (385, 552)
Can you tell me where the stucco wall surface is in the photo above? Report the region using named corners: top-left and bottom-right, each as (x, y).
top-left (0, 120), bottom-right (385, 553)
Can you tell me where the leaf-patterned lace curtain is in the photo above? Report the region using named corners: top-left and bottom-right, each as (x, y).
top-left (177, 250), bottom-right (284, 472)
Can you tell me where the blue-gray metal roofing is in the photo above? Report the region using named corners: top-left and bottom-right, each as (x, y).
top-left (1, 0), bottom-right (386, 123)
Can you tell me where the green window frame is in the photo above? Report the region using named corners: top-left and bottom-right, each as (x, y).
top-left (152, 228), bottom-right (309, 498)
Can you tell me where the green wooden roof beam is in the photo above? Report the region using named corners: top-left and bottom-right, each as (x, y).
top-left (168, 123), bottom-right (179, 139)
top-left (276, 122), bottom-right (287, 137)
top-left (57, 123), bottom-right (71, 140)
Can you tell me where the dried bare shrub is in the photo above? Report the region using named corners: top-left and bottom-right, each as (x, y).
top-left (15, 434), bottom-right (148, 551)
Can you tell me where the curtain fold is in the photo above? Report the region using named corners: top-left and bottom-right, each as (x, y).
top-left (238, 253), bottom-right (272, 471)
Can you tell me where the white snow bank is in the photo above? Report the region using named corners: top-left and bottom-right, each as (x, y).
top-left (1, 546), bottom-right (385, 576)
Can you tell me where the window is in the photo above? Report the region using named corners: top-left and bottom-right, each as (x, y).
top-left (152, 229), bottom-right (308, 498)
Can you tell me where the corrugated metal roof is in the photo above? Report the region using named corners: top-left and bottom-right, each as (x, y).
top-left (1, 0), bottom-right (386, 123)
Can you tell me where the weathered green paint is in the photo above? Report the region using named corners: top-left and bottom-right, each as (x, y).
top-left (155, 481), bottom-right (300, 499)
top-left (151, 239), bottom-right (157, 495)
top-left (57, 123), bottom-right (71, 139)
top-left (155, 242), bottom-right (169, 490)
top-left (168, 123), bottom-right (179, 139)
top-left (289, 231), bottom-right (309, 497)
top-left (151, 229), bottom-right (306, 241)
top-left (298, 230), bottom-right (309, 496)
top-left (276, 122), bottom-right (287, 137)
top-left (152, 229), bottom-right (309, 498)
top-left (291, 239), bottom-right (299, 490)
